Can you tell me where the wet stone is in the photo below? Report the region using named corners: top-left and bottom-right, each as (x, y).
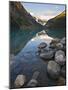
top-left (47, 61), bottom-right (61, 79)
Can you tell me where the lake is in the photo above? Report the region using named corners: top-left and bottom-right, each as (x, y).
top-left (46, 28), bottom-right (66, 39)
top-left (10, 27), bottom-right (66, 55)
top-left (10, 28), bottom-right (66, 88)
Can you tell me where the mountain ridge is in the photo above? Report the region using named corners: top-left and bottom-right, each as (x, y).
top-left (10, 2), bottom-right (43, 30)
top-left (45, 10), bottom-right (66, 29)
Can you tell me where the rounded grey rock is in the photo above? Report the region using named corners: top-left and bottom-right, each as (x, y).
top-left (14, 74), bottom-right (26, 88)
top-left (40, 50), bottom-right (54, 60)
top-left (47, 61), bottom-right (61, 79)
top-left (55, 50), bottom-right (65, 57)
top-left (56, 43), bottom-right (63, 50)
top-left (55, 50), bottom-right (65, 65)
top-left (27, 79), bottom-right (38, 87)
top-left (38, 42), bottom-right (47, 49)
top-left (60, 37), bottom-right (66, 45)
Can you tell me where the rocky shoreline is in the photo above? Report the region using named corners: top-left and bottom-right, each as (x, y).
top-left (37, 37), bottom-right (66, 87)
top-left (10, 36), bottom-right (66, 88)
top-left (38, 37), bottom-right (66, 79)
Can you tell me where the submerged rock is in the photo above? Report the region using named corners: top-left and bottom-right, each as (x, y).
top-left (27, 71), bottom-right (40, 87)
top-left (55, 50), bottom-right (65, 56)
top-left (14, 75), bottom-right (26, 88)
top-left (47, 61), bottom-right (60, 79)
top-left (55, 50), bottom-right (65, 65)
top-left (49, 44), bottom-right (56, 49)
top-left (27, 79), bottom-right (38, 87)
top-left (40, 50), bottom-right (54, 60)
top-left (38, 42), bottom-right (47, 49)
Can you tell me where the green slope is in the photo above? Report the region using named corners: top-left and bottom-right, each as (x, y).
top-left (10, 1), bottom-right (43, 55)
top-left (10, 2), bottom-right (42, 29)
top-left (46, 11), bottom-right (66, 28)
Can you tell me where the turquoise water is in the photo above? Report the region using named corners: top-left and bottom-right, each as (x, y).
top-left (10, 27), bottom-right (43, 54)
top-left (10, 27), bottom-right (66, 55)
top-left (10, 27), bottom-right (66, 88)
top-left (10, 29), bottom-right (66, 88)
top-left (46, 28), bottom-right (66, 39)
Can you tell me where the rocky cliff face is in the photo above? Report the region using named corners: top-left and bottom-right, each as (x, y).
top-left (10, 2), bottom-right (42, 29)
top-left (46, 11), bottom-right (66, 29)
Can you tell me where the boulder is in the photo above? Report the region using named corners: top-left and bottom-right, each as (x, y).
top-left (56, 43), bottom-right (63, 50)
top-left (40, 50), bottom-right (54, 60)
top-left (38, 42), bottom-right (47, 49)
top-left (50, 38), bottom-right (60, 49)
top-left (27, 71), bottom-right (39, 87)
top-left (14, 75), bottom-right (26, 88)
top-left (60, 37), bottom-right (66, 45)
top-left (50, 38), bottom-right (60, 44)
top-left (55, 50), bottom-right (65, 65)
top-left (47, 61), bottom-right (60, 79)
top-left (55, 50), bottom-right (65, 57)
top-left (27, 79), bottom-right (38, 87)
top-left (55, 55), bottom-right (65, 66)
top-left (37, 48), bottom-right (46, 55)
top-left (49, 44), bottom-right (56, 49)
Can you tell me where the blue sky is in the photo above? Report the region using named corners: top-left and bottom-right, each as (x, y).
top-left (22, 2), bottom-right (65, 20)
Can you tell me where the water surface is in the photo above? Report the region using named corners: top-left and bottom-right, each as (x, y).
top-left (10, 30), bottom-right (65, 88)
top-left (10, 27), bottom-right (65, 55)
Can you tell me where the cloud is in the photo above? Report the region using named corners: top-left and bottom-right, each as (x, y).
top-left (29, 11), bottom-right (56, 20)
top-left (44, 10), bottom-right (56, 16)
top-left (36, 15), bottom-right (55, 20)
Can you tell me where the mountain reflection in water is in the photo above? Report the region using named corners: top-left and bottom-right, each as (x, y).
top-left (10, 30), bottom-right (65, 88)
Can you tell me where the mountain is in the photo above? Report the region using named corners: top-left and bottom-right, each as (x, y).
top-left (10, 2), bottom-right (42, 29)
top-left (10, 2), bottom-right (43, 55)
top-left (45, 11), bottom-right (66, 29)
top-left (33, 16), bottom-right (47, 25)
top-left (38, 18), bottom-right (47, 25)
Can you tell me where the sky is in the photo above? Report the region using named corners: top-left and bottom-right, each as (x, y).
top-left (22, 2), bottom-right (65, 20)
